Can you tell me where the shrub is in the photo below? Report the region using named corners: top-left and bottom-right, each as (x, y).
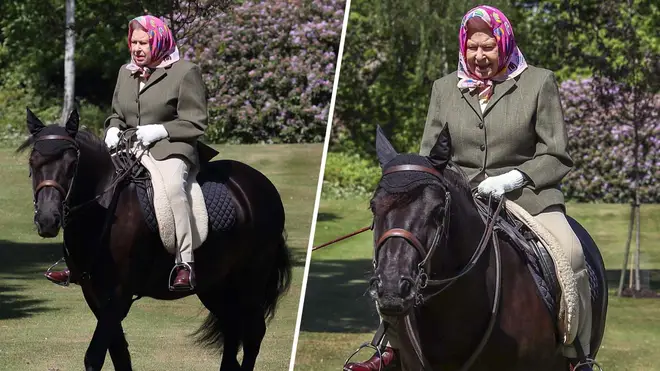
top-left (321, 151), bottom-right (381, 198)
top-left (560, 78), bottom-right (659, 203)
top-left (182, 0), bottom-right (345, 144)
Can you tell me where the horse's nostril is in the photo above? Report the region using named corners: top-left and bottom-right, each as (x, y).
top-left (370, 277), bottom-right (383, 296)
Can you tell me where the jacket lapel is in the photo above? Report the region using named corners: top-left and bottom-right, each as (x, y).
top-left (139, 68), bottom-right (167, 95)
top-left (460, 88), bottom-right (483, 120)
top-left (483, 77), bottom-right (518, 117)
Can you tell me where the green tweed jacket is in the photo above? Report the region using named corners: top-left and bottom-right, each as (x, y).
top-left (419, 65), bottom-right (573, 216)
top-left (104, 60), bottom-right (213, 167)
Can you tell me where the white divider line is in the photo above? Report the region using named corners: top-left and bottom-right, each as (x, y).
top-left (287, 0), bottom-right (353, 369)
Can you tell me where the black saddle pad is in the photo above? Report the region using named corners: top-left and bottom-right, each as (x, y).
top-left (134, 163), bottom-right (237, 235)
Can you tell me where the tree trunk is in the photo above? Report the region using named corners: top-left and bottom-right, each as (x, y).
top-left (617, 204), bottom-right (635, 296)
top-left (61, 0), bottom-right (76, 124)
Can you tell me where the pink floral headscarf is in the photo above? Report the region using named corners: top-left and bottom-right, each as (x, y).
top-left (456, 5), bottom-right (528, 102)
top-left (126, 15), bottom-right (180, 78)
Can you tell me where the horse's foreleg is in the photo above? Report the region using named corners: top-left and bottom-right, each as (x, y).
top-left (82, 285), bottom-right (133, 371)
top-left (108, 322), bottom-right (132, 371)
top-left (82, 283), bottom-right (133, 368)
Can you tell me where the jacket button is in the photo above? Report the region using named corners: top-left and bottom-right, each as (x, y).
top-left (480, 144), bottom-right (485, 151)
top-left (478, 122), bottom-right (484, 129)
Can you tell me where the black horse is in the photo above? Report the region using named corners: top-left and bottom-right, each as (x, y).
top-left (366, 126), bottom-right (607, 370)
top-left (18, 108), bottom-right (292, 371)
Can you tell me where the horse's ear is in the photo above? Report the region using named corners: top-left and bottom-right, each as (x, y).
top-left (428, 125), bottom-right (451, 170)
top-left (26, 107), bottom-right (45, 135)
top-left (376, 125), bottom-right (398, 168)
top-left (65, 109), bottom-right (79, 137)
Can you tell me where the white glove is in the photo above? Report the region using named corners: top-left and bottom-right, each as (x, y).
top-left (136, 124), bottom-right (169, 146)
top-left (477, 170), bottom-right (527, 199)
top-left (104, 127), bottom-right (120, 149)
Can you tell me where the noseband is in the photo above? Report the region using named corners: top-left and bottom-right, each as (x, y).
top-left (31, 135), bottom-right (81, 224)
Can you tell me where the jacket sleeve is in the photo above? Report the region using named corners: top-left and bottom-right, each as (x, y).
top-left (419, 79), bottom-right (448, 156)
top-left (162, 64), bottom-right (208, 142)
top-left (515, 71), bottom-right (573, 189)
top-left (103, 67), bottom-right (127, 132)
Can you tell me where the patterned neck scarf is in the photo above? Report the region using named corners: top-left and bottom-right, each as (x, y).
top-left (457, 5), bottom-right (528, 102)
top-left (125, 15), bottom-right (180, 79)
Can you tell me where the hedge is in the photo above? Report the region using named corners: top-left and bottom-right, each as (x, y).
top-left (183, 0), bottom-right (345, 144)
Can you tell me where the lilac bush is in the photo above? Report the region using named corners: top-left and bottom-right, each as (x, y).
top-left (559, 78), bottom-right (659, 203)
top-left (180, 0), bottom-right (344, 144)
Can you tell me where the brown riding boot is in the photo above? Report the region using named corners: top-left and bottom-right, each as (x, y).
top-left (170, 264), bottom-right (195, 291)
top-left (45, 269), bottom-right (70, 285)
top-left (344, 346), bottom-right (398, 371)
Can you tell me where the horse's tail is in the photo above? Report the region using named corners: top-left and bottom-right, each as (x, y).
top-left (264, 229), bottom-right (292, 321)
top-left (192, 311), bottom-right (225, 350)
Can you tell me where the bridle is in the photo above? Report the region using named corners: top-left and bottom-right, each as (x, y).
top-left (373, 164), bottom-right (453, 305)
top-left (30, 130), bottom-right (144, 228)
top-left (31, 135), bottom-right (81, 225)
top-left (370, 164), bottom-right (505, 371)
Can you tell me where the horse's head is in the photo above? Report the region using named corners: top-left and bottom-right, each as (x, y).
top-left (368, 126), bottom-right (454, 316)
top-left (19, 108), bottom-right (80, 237)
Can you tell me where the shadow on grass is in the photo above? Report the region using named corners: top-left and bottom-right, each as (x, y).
top-left (317, 213), bottom-right (340, 222)
top-left (0, 240), bottom-right (63, 319)
top-left (0, 285), bottom-right (55, 320)
top-left (299, 258), bottom-right (379, 333)
top-left (290, 246), bottom-right (310, 267)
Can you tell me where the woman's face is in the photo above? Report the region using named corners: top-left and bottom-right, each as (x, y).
top-left (465, 19), bottom-right (499, 79)
top-left (131, 28), bottom-right (151, 67)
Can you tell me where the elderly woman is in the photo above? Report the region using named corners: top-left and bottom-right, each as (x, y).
top-left (45, 15), bottom-right (210, 292)
top-left (345, 5), bottom-right (594, 371)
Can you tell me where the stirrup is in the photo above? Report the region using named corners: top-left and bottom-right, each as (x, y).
top-left (343, 321), bottom-right (389, 371)
top-left (45, 258), bottom-right (70, 287)
top-left (572, 358), bottom-right (603, 371)
top-left (343, 343), bottom-right (384, 371)
top-left (168, 262), bottom-right (196, 291)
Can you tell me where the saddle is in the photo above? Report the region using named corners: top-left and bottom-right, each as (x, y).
top-left (134, 159), bottom-right (238, 250)
top-left (474, 197), bottom-right (581, 345)
top-left (113, 142), bottom-right (237, 254)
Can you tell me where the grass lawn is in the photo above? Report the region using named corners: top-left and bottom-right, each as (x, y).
top-left (0, 143), bottom-right (323, 371)
top-left (294, 196), bottom-right (660, 371)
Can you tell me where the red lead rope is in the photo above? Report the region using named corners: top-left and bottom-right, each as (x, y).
top-left (311, 225), bottom-right (373, 251)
